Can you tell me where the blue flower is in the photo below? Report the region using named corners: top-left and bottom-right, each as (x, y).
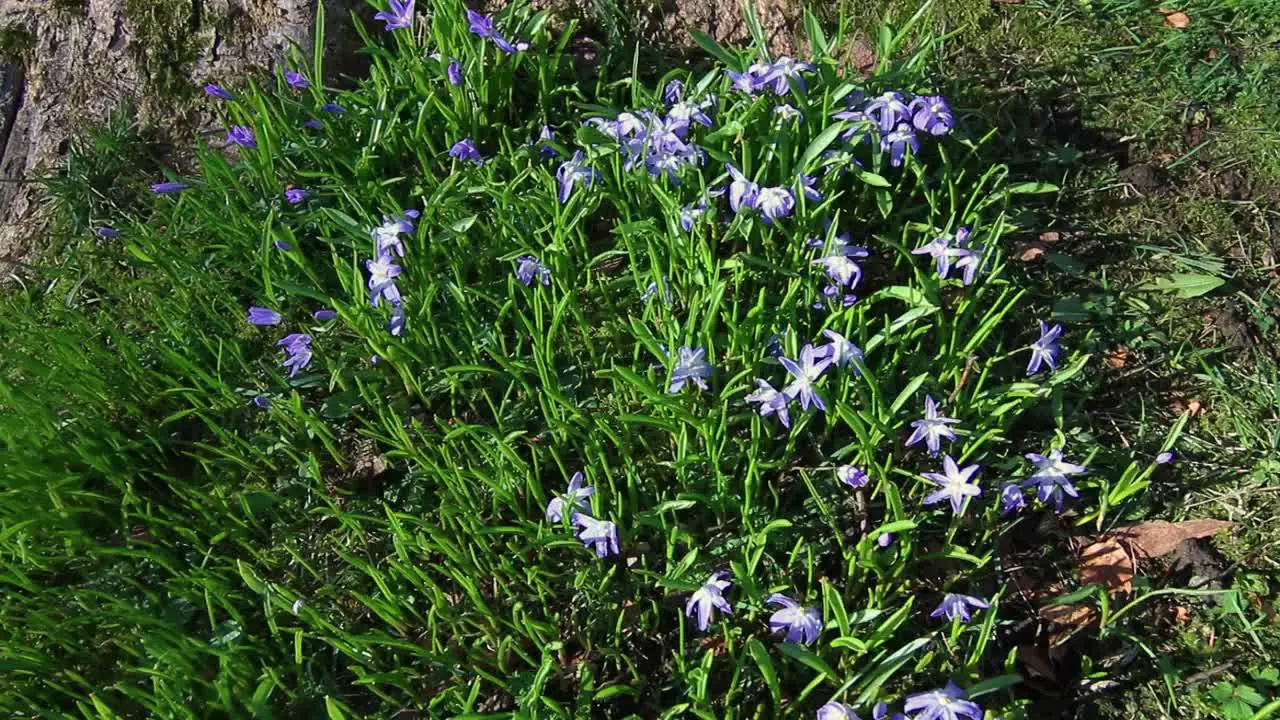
top-left (447, 60), bottom-right (463, 87)
top-left (277, 333), bottom-right (314, 377)
top-left (762, 56), bottom-right (814, 95)
top-left (1021, 448), bottom-right (1086, 512)
top-left (151, 182), bottom-right (188, 194)
top-left (1156, 451), bottom-right (1177, 465)
top-left (930, 593), bottom-right (990, 623)
top-left (252, 394), bottom-right (272, 408)
top-left (388, 303), bottom-right (405, 336)
top-left (818, 329), bottom-right (863, 370)
top-left (284, 71), bottom-right (310, 90)
top-left (321, 102), bottom-right (345, 114)
top-left (285, 188), bottom-right (309, 204)
top-left (535, 125), bottom-right (558, 158)
top-left (766, 594), bottom-right (822, 644)
top-left (303, 119), bottom-right (323, 130)
top-left (864, 91), bottom-right (909, 133)
top-left (837, 464), bottom-right (868, 488)
top-left (203, 83), bottom-right (234, 100)
top-left (686, 572), bottom-right (732, 631)
top-left (313, 309), bottom-right (338, 321)
top-left (1026, 321), bottom-right (1063, 375)
top-left (365, 257), bottom-right (403, 307)
top-left (754, 186), bottom-right (795, 224)
top-left (799, 174), bottom-right (822, 202)
top-left (372, 213), bottom-right (414, 258)
top-left (246, 306), bottom-right (282, 326)
top-left (449, 138), bottom-right (483, 165)
top-left (817, 701), bottom-right (861, 720)
top-left (679, 201), bottom-right (707, 232)
top-left (922, 456), bottom-right (982, 514)
top-left (746, 379), bottom-right (792, 429)
top-left (909, 95), bottom-right (954, 136)
top-left (556, 151), bottom-right (599, 203)
top-left (999, 482), bottom-right (1026, 515)
top-left (780, 344), bottom-right (833, 412)
top-left (911, 234), bottom-right (955, 279)
top-left (903, 681), bottom-right (982, 720)
top-left (813, 255), bottom-right (863, 289)
top-left (872, 700), bottom-right (907, 720)
top-left (663, 79), bottom-right (684, 105)
top-left (465, 9), bottom-right (496, 38)
top-left (774, 104), bottom-right (803, 122)
top-left (881, 122), bottom-right (920, 168)
top-left (666, 99), bottom-right (714, 134)
top-left (546, 471), bottom-right (594, 522)
top-left (374, 0), bottom-right (413, 30)
top-left (572, 513), bottom-right (619, 558)
top-left (724, 163), bottom-right (759, 213)
top-left (515, 256), bottom-right (551, 287)
top-left (668, 346), bottom-right (712, 393)
top-left (905, 396), bottom-right (959, 455)
top-left (96, 227), bottom-right (121, 239)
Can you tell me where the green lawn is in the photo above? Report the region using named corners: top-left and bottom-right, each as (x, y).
top-left (1, 0), bottom-right (1276, 718)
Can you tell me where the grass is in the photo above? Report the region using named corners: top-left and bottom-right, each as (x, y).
top-left (1, 0), bottom-right (1277, 718)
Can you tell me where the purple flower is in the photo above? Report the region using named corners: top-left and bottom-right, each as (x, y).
top-left (536, 126), bottom-right (558, 158)
top-left (277, 333), bottom-right (314, 377)
top-left (666, 100), bottom-right (714, 133)
top-left (999, 482), bottom-right (1026, 515)
top-left (906, 396), bottom-right (959, 455)
top-left (922, 456), bottom-right (982, 514)
top-left (754, 186), bottom-right (795, 224)
top-left (903, 681), bottom-right (982, 720)
top-left (641, 277), bottom-right (671, 304)
top-left (366, 257), bottom-right (403, 306)
top-left (284, 71), bottom-right (310, 90)
top-left (813, 255), bottom-right (863, 289)
top-left (668, 346), bottom-right (712, 393)
top-left (763, 56), bottom-right (814, 95)
top-left (322, 102), bottom-right (345, 114)
top-left (556, 151), bottom-right (599, 203)
top-left (881, 123), bottom-right (919, 168)
top-left (465, 8), bottom-right (496, 38)
top-left (930, 593), bottom-right (990, 623)
top-left (447, 60), bottom-right (463, 86)
top-left (449, 138), bottom-right (483, 165)
top-left (746, 378), bottom-right (792, 429)
top-left (663, 79), bottom-right (684, 105)
top-left (1026, 321), bottom-right (1063, 376)
top-left (1156, 451), bottom-right (1177, 465)
top-left (817, 701), bottom-right (861, 720)
top-left (686, 572), bottom-right (732, 631)
top-left (911, 235), bottom-right (955, 279)
top-left (726, 69), bottom-right (758, 94)
top-left (865, 91), bottom-right (909, 133)
top-left (838, 465), bottom-right (868, 488)
top-left (374, 0), bottom-right (413, 30)
top-left (1022, 448), bottom-right (1086, 512)
top-left (274, 240), bottom-right (294, 251)
top-left (372, 212), bottom-right (415, 259)
top-left (774, 104), bottom-right (803, 122)
top-left (873, 701), bottom-right (907, 720)
top-left (151, 182), bottom-right (188, 194)
top-left (780, 344), bottom-right (833, 412)
top-left (303, 119), bottom-right (323, 130)
top-left (313, 309), bottom-right (338, 321)
top-left (388, 303), bottom-right (405, 336)
top-left (285, 188), bottom-right (309, 204)
top-left (679, 201), bottom-right (706, 232)
top-left (909, 95), bottom-right (954, 136)
top-left (766, 594), bottom-right (822, 644)
top-left (204, 83), bottom-right (234, 100)
top-left (725, 163), bottom-right (759, 212)
top-left (876, 532), bottom-right (895, 548)
top-left (546, 471), bottom-right (594, 522)
top-left (952, 245), bottom-right (983, 286)
top-left (799, 174), bottom-right (822, 202)
top-left (817, 329), bottom-right (863, 369)
top-left (252, 394), bottom-right (271, 409)
top-left (247, 306), bottom-right (282, 326)
top-left (515, 256), bottom-right (551, 287)
top-left (96, 227), bottom-right (121, 239)
top-left (572, 512), bottom-right (619, 558)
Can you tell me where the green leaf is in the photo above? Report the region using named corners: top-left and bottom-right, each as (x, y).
top-left (799, 122), bottom-right (846, 173)
top-left (967, 674), bottom-right (1023, 698)
top-left (856, 170), bottom-right (892, 188)
top-left (804, 10), bottom-right (828, 58)
top-left (324, 697), bottom-right (349, 720)
top-left (1141, 272), bottom-right (1225, 298)
top-left (746, 638), bottom-right (781, 707)
top-left (1005, 182), bottom-right (1059, 194)
top-left (690, 31), bottom-right (740, 69)
top-left (593, 684), bottom-right (635, 701)
top-left (776, 642), bottom-right (837, 682)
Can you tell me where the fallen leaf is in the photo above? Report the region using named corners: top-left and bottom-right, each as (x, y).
top-left (1162, 11), bottom-right (1190, 28)
top-left (1038, 230), bottom-right (1062, 243)
top-left (1110, 519), bottom-right (1235, 559)
top-left (1079, 538), bottom-right (1134, 594)
top-left (1039, 602), bottom-right (1098, 627)
top-left (1105, 346), bottom-right (1130, 369)
top-left (1170, 606), bottom-right (1192, 624)
top-left (1170, 394), bottom-right (1206, 416)
top-left (1016, 241), bottom-right (1047, 261)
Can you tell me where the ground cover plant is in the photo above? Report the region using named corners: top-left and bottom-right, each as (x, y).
top-left (0, 0), bottom-right (1263, 718)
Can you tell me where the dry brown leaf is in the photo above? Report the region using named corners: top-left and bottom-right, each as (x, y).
top-left (1170, 606), bottom-right (1192, 624)
top-left (1170, 394), bottom-right (1206, 416)
top-left (1016, 241), bottom-right (1047, 261)
top-left (1110, 519), bottom-right (1235, 558)
top-left (1079, 538), bottom-right (1134, 594)
top-left (1105, 346), bottom-right (1130, 369)
top-left (1039, 230), bottom-right (1062, 243)
top-left (1039, 602), bottom-right (1098, 627)
top-left (1163, 11), bottom-right (1190, 28)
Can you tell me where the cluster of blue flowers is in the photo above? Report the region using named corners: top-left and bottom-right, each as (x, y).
top-left (137, 4), bottom-right (1138, 717)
